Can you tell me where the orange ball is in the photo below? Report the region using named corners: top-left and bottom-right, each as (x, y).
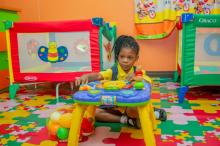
top-left (48, 121), bottom-right (60, 136)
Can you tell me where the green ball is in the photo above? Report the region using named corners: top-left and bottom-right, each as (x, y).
top-left (57, 127), bottom-right (69, 140)
top-left (134, 81), bottom-right (144, 90)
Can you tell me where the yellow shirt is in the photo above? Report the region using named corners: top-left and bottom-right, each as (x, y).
top-left (99, 64), bottom-right (152, 113)
top-left (100, 64), bottom-right (152, 84)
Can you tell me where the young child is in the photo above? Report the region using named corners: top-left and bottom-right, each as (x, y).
top-left (75, 35), bottom-right (166, 128)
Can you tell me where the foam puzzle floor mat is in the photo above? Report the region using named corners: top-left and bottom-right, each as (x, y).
top-left (0, 78), bottom-right (220, 146)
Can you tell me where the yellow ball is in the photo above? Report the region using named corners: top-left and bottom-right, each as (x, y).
top-left (58, 113), bottom-right (72, 128)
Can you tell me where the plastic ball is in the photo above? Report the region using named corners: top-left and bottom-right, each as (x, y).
top-left (57, 127), bottom-right (69, 140)
top-left (49, 122), bottom-right (60, 136)
top-left (134, 81), bottom-right (144, 90)
top-left (58, 113), bottom-right (72, 128)
top-left (50, 111), bottom-right (61, 122)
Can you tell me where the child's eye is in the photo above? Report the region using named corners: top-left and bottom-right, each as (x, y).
top-left (128, 57), bottom-right (134, 60)
top-left (119, 55), bottom-right (125, 59)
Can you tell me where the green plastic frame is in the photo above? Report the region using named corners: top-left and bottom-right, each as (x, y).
top-left (181, 14), bottom-right (220, 86)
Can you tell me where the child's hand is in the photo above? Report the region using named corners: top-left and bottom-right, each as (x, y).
top-left (126, 73), bottom-right (135, 82)
top-left (126, 73), bottom-right (143, 82)
top-left (75, 74), bottom-right (89, 86)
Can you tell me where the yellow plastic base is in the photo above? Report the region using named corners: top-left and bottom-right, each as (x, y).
top-left (68, 102), bottom-right (157, 146)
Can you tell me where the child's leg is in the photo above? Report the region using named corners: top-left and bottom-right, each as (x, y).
top-left (125, 107), bottom-right (167, 128)
top-left (95, 107), bottom-right (166, 128)
top-left (125, 107), bottom-right (141, 129)
top-left (95, 108), bottom-right (122, 122)
top-left (95, 108), bottom-right (140, 128)
top-left (126, 107), bottom-right (138, 118)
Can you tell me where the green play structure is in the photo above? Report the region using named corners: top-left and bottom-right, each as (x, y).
top-left (176, 14), bottom-right (220, 103)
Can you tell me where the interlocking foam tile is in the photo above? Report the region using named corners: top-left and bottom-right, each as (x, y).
top-left (0, 100), bottom-right (19, 112)
top-left (151, 98), bottom-right (160, 103)
top-left (103, 133), bottom-right (178, 146)
top-left (162, 130), bottom-right (195, 143)
top-left (157, 136), bottom-right (182, 146)
top-left (187, 110), bottom-right (220, 124)
top-left (193, 135), bottom-right (205, 142)
top-left (121, 125), bottom-right (161, 139)
top-left (165, 106), bottom-right (197, 125)
top-left (21, 95), bottom-right (54, 107)
top-left (151, 92), bottom-right (161, 99)
top-left (159, 87), bottom-right (169, 94)
top-left (159, 93), bottom-right (171, 99)
top-left (25, 127), bottom-right (51, 144)
top-left (161, 134), bottom-right (184, 144)
top-left (0, 135), bottom-right (22, 146)
top-left (45, 95), bottom-right (74, 105)
top-left (1, 78), bottom-right (220, 145)
top-left (94, 122), bottom-right (123, 132)
top-left (0, 110), bottom-right (30, 124)
top-left (175, 131), bottom-right (193, 141)
top-left (0, 124), bottom-right (15, 135)
top-left (165, 106), bottom-right (194, 114)
top-left (176, 141), bottom-right (193, 145)
top-left (14, 114), bottom-right (46, 127)
top-left (33, 103), bottom-right (67, 118)
top-left (0, 93), bottom-right (10, 100)
top-left (193, 132), bottom-right (220, 146)
top-left (159, 120), bottom-right (214, 136)
top-left (202, 119), bottom-right (220, 129)
top-left (103, 132), bottom-right (145, 146)
top-left (16, 131), bottom-right (36, 142)
top-left (79, 127), bottom-right (120, 146)
top-left (189, 99), bottom-right (220, 113)
top-left (22, 140), bottom-right (58, 146)
top-left (120, 127), bottom-right (142, 139)
top-left (208, 129), bottom-right (220, 138)
top-left (160, 99), bottom-right (191, 109)
top-left (165, 82), bottom-right (179, 90)
top-left (168, 113), bottom-right (197, 125)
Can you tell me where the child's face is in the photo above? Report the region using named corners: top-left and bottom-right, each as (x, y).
top-left (118, 47), bottom-right (138, 72)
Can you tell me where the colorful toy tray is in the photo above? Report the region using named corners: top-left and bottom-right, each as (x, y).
top-left (72, 81), bottom-right (151, 107)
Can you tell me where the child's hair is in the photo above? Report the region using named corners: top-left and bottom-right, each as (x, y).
top-left (113, 35), bottom-right (140, 60)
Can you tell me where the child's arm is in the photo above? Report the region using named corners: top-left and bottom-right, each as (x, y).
top-left (75, 73), bottom-right (104, 86)
top-left (137, 66), bottom-right (152, 84)
top-left (126, 70), bottom-right (152, 84)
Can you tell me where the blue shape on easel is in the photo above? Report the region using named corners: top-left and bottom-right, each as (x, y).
top-left (204, 34), bottom-right (220, 56)
top-left (38, 43), bottom-right (68, 63)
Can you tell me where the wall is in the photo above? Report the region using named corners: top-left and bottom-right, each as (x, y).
top-left (0, 0), bottom-right (176, 71)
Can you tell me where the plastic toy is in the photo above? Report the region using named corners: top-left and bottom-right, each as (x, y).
top-left (68, 80), bottom-right (157, 146)
top-left (47, 108), bottom-right (94, 142)
top-left (79, 84), bottom-right (92, 91)
top-left (133, 66), bottom-right (145, 90)
top-left (103, 80), bottom-right (126, 90)
top-left (133, 81), bottom-right (144, 90)
top-left (79, 118), bottom-right (94, 141)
